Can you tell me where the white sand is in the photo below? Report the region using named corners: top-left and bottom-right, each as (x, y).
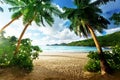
top-left (31, 52), bottom-right (88, 80)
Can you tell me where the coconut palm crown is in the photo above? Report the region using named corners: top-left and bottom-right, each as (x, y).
top-left (16, 0), bottom-right (61, 26)
top-left (62, 0), bottom-right (110, 37)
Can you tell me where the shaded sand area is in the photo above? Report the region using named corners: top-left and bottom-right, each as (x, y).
top-left (0, 52), bottom-right (120, 80)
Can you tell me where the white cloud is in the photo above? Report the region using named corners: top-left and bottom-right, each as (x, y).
top-left (1, 2), bottom-right (120, 46)
top-left (32, 16), bottom-right (81, 45)
top-left (104, 27), bottom-right (120, 34)
top-left (0, 4), bottom-right (81, 45)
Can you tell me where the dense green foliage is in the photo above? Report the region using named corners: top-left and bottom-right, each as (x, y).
top-left (0, 36), bottom-right (15, 67)
top-left (0, 34), bottom-right (42, 72)
top-left (85, 45), bottom-right (120, 72)
top-left (10, 38), bottom-right (42, 72)
top-left (68, 31), bottom-right (120, 46)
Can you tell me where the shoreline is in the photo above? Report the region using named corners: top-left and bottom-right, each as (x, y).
top-left (40, 51), bottom-right (89, 54)
top-left (38, 52), bottom-right (88, 59)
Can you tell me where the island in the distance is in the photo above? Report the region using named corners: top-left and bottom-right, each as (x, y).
top-left (47, 31), bottom-right (120, 47)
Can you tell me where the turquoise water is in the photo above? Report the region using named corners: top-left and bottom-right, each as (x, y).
top-left (39, 46), bottom-right (99, 52)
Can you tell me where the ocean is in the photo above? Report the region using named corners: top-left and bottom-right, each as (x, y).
top-left (39, 46), bottom-right (105, 52)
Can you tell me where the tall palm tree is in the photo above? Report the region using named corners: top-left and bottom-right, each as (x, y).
top-left (14, 0), bottom-right (61, 54)
top-left (62, 0), bottom-right (113, 75)
top-left (0, 0), bottom-right (26, 33)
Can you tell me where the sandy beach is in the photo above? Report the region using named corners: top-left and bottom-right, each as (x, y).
top-left (0, 52), bottom-right (120, 80)
top-left (28, 52), bottom-right (88, 80)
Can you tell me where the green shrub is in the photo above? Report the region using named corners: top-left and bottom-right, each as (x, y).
top-left (110, 45), bottom-right (120, 70)
top-left (85, 45), bottom-right (120, 72)
top-left (87, 51), bottom-right (99, 60)
top-left (0, 32), bottom-right (42, 72)
top-left (0, 37), bottom-right (15, 67)
top-left (0, 34), bottom-right (42, 72)
top-left (10, 53), bottom-right (33, 72)
top-left (10, 38), bottom-right (42, 72)
top-left (85, 59), bottom-right (100, 72)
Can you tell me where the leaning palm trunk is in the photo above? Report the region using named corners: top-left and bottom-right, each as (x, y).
top-left (0, 15), bottom-right (22, 33)
top-left (86, 24), bottom-right (112, 75)
top-left (14, 20), bottom-right (32, 55)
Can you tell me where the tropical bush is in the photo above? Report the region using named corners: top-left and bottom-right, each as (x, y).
top-left (0, 35), bottom-right (42, 72)
top-left (84, 51), bottom-right (100, 72)
top-left (0, 36), bottom-right (15, 67)
top-left (10, 38), bottom-right (42, 72)
top-left (85, 45), bottom-right (120, 72)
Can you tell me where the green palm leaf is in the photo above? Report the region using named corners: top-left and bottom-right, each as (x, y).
top-left (110, 13), bottom-right (120, 25)
top-left (92, 0), bottom-right (115, 5)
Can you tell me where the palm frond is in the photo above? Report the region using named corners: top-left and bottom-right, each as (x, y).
top-left (49, 5), bottom-right (62, 16)
top-left (43, 11), bottom-right (54, 26)
top-left (9, 6), bottom-right (23, 12)
top-left (110, 13), bottom-right (120, 25)
top-left (0, 7), bottom-right (3, 12)
top-left (92, 0), bottom-right (115, 6)
top-left (4, 0), bottom-right (20, 6)
top-left (11, 11), bottom-right (22, 19)
top-left (34, 14), bottom-right (41, 26)
top-left (61, 8), bottom-right (76, 19)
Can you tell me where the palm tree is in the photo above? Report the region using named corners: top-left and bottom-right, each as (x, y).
top-left (14, 0), bottom-right (61, 54)
top-left (62, 0), bottom-right (113, 75)
top-left (0, 0), bottom-right (26, 33)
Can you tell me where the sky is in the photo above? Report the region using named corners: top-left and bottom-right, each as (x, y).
top-left (0, 0), bottom-right (120, 46)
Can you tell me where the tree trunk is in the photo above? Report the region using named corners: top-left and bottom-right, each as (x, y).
top-left (14, 12), bottom-right (37, 55)
top-left (86, 24), bottom-right (112, 75)
top-left (0, 15), bottom-right (22, 33)
top-left (14, 22), bottom-right (31, 55)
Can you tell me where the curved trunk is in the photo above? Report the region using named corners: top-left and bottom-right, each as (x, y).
top-left (14, 21), bottom-right (32, 55)
top-left (14, 12), bottom-right (37, 55)
top-left (0, 15), bottom-right (22, 33)
top-left (86, 24), bottom-right (112, 75)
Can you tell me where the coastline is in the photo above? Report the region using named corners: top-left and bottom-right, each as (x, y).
top-left (39, 51), bottom-right (89, 55)
top-left (38, 52), bottom-right (88, 61)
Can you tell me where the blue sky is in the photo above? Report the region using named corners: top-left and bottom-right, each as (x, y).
top-left (53, 0), bottom-right (75, 8)
top-left (0, 0), bottom-right (120, 45)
